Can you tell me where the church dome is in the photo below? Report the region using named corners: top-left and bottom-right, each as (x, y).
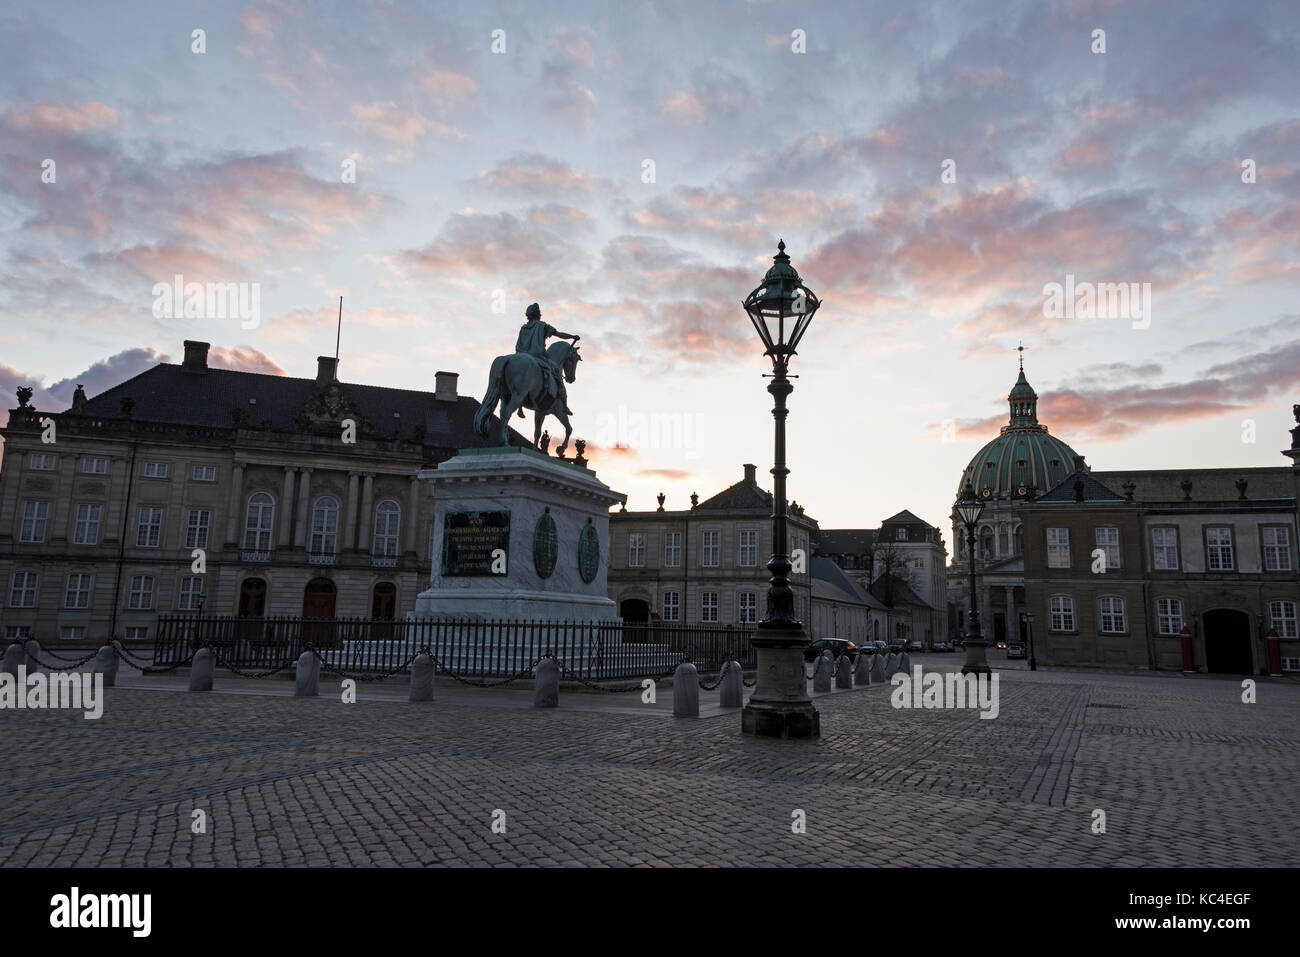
top-left (957, 360), bottom-right (1084, 502)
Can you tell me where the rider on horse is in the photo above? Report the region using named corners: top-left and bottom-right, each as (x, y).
top-left (516, 302), bottom-right (578, 416)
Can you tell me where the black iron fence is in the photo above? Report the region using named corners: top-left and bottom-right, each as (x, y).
top-left (152, 616), bottom-right (756, 681)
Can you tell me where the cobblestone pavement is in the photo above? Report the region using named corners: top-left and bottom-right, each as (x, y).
top-left (1, 656), bottom-right (1296, 867)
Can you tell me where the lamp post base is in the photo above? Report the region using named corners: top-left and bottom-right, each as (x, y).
top-left (960, 634), bottom-right (992, 676)
top-left (742, 626), bottom-right (819, 739)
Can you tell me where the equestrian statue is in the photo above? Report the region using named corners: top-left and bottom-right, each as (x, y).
top-left (473, 302), bottom-right (582, 454)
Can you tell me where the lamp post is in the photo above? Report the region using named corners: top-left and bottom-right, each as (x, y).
top-left (740, 240), bottom-right (822, 739)
top-left (955, 481), bottom-right (991, 675)
top-left (1025, 608), bottom-right (1037, 671)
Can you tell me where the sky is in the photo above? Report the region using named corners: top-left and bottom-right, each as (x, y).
top-left (1, 0), bottom-right (1298, 549)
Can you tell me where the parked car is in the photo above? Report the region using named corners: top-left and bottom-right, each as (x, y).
top-left (887, 639), bottom-right (907, 655)
top-left (932, 641), bottom-right (954, 653)
top-left (907, 640), bottom-right (923, 652)
top-left (870, 640), bottom-right (888, 656)
top-left (803, 638), bottom-right (859, 663)
top-left (995, 639), bottom-right (1009, 650)
top-left (1006, 641), bottom-right (1027, 659)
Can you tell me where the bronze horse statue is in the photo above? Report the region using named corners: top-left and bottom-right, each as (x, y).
top-left (473, 340), bottom-right (581, 454)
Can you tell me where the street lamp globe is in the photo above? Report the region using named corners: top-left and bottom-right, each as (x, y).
top-left (742, 239), bottom-right (821, 367)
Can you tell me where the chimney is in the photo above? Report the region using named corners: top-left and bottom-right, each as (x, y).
top-left (743, 463), bottom-right (757, 484)
top-left (435, 371), bottom-right (458, 402)
top-left (182, 340), bottom-right (210, 372)
top-left (317, 356), bottom-right (338, 383)
top-left (1072, 454), bottom-right (1087, 471)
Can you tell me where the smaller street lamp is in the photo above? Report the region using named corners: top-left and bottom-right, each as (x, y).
top-left (955, 481), bottom-right (990, 675)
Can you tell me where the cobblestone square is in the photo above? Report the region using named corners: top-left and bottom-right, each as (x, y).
top-left (1, 657), bottom-right (1296, 867)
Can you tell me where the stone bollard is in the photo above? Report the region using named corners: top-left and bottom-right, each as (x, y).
top-left (2, 642), bottom-right (25, 676)
top-left (23, 639), bottom-right (43, 675)
top-left (294, 651), bottom-right (320, 697)
top-left (533, 657), bottom-right (559, 708)
top-left (718, 660), bottom-right (744, 708)
top-left (900, 652), bottom-right (912, 673)
top-left (813, 650), bottom-right (834, 693)
top-left (93, 644), bottom-right (118, 687)
top-left (854, 651), bottom-right (871, 686)
top-left (189, 647), bottom-right (214, 692)
top-left (885, 652), bottom-right (900, 678)
top-left (870, 653), bottom-right (886, 684)
top-left (409, 653), bottom-right (434, 702)
top-left (836, 654), bottom-right (853, 689)
top-left (673, 661), bottom-right (700, 717)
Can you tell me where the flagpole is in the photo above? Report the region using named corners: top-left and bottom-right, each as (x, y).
top-left (335, 296), bottom-right (342, 361)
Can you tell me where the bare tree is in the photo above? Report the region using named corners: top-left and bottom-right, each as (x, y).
top-left (870, 541), bottom-right (920, 607)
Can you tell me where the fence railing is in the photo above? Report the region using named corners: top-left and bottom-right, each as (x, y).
top-left (152, 616), bottom-right (757, 681)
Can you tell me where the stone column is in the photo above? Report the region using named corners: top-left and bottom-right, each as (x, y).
top-left (344, 472), bottom-right (360, 551)
top-left (294, 468), bottom-right (313, 549)
top-left (278, 467), bottom-right (296, 549)
top-left (357, 473), bottom-right (374, 552)
top-left (225, 463), bottom-right (245, 546)
top-left (403, 476), bottom-right (420, 555)
top-left (1005, 585), bottom-right (1018, 644)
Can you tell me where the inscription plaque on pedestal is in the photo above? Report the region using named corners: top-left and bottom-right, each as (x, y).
top-left (441, 510), bottom-right (510, 576)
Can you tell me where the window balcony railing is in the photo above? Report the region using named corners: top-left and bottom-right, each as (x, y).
top-left (308, 551), bottom-right (338, 565)
top-left (371, 555), bottom-right (398, 568)
top-left (241, 549), bottom-right (272, 563)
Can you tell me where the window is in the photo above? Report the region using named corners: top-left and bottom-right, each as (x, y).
top-left (701, 530), bottom-right (720, 567)
top-left (143, 461), bottom-right (169, 478)
top-left (1046, 527), bottom-right (1070, 568)
top-left (125, 626), bottom-right (149, 641)
top-left (1048, 595), bottom-right (1075, 632)
top-left (73, 503), bottom-right (102, 545)
top-left (27, 453), bottom-right (56, 470)
top-left (1151, 527), bottom-right (1179, 570)
top-left (78, 455), bottom-right (108, 474)
top-left (1098, 596), bottom-right (1127, 634)
top-left (663, 531), bottom-right (681, 567)
top-left (127, 575), bottom-right (154, 610)
top-left (628, 532), bottom-right (645, 567)
top-left (1156, 597), bottom-right (1184, 636)
top-left (186, 509), bottom-right (211, 549)
top-left (5, 626), bottom-right (32, 639)
top-left (1270, 600), bottom-right (1298, 639)
top-left (701, 591), bottom-right (718, 622)
top-left (1263, 526), bottom-right (1292, 571)
top-left (1095, 527), bottom-right (1121, 569)
top-left (136, 506), bottom-right (163, 547)
top-left (9, 571), bottom-right (38, 607)
top-left (178, 575), bottom-right (204, 611)
top-left (64, 573), bottom-right (92, 609)
top-left (897, 527), bottom-right (909, 542)
top-left (191, 465), bottom-right (217, 481)
top-left (739, 530), bottom-right (758, 567)
top-left (60, 626), bottom-right (86, 641)
top-left (980, 526), bottom-right (993, 559)
top-left (20, 501), bottom-right (49, 542)
top-left (662, 590), bottom-right (680, 622)
top-left (1206, 526), bottom-right (1234, 571)
top-left (1014, 525), bottom-right (1024, 555)
top-left (738, 591), bottom-right (757, 625)
top-left (244, 492), bottom-right (274, 552)
top-left (373, 500), bottom-right (401, 558)
top-left (310, 497), bottom-right (339, 556)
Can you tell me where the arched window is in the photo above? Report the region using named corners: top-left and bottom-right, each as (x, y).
top-left (980, 525), bottom-right (994, 560)
top-left (243, 493), bottom-right (274, 552)
top-left (1014, 525), bottom-right (1024, 556)
top-left (998, 525), bottom-right (1010, 554)
top-left (310, 496), bottom-right (339, 557)
top-left (372, 500), bottom-right (401, 559)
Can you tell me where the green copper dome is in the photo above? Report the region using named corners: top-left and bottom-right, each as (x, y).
top-left (957, 364), bottom-right (1084, 501)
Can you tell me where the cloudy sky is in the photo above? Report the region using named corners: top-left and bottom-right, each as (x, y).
top-left (2, 0), bottom-right (1298, 543)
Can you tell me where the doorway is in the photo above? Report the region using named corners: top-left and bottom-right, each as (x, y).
top-left (302, 578), bottom-right (337, 647)
top-left (620, 598), bottom-right (650, 642)
top-left (1203, 609), bottom-right (1253, 674)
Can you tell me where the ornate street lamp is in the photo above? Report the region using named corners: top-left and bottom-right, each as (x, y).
top-left (955, 481), bottom-right (991, 675)
top-left (740, 240), bottom-right (822, 739)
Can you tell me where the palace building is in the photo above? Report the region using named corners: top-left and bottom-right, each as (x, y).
top-left (0, 340), bottom-right (521, 644)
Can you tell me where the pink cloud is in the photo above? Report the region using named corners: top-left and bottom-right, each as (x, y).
top-left (5, 102), bottom-right (118, 134)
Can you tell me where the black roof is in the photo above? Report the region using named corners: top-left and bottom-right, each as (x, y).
top-left (696, 477), bottom-right (774, 510)
top-left (1034, 470), bottom-right (1130, 504)
top-left (815, 528), bottom-right (875, 555)
top-left (77, 362), bottom-right (524, 448)
top-left (867, 575), bottom-right (932, 610)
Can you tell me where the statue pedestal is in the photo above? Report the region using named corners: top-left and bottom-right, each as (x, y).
top-left (414, 447), bottom-right (624, 622)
